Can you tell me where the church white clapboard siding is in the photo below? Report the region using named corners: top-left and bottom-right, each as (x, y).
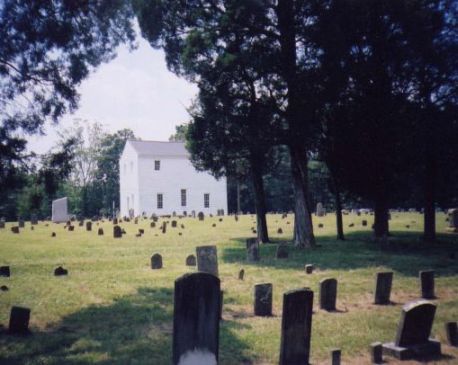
top-left (119, 140), bottom-right (227, 217)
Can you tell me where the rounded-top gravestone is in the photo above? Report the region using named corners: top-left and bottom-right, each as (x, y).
top-left (151, 253), bottom-right (163, 269)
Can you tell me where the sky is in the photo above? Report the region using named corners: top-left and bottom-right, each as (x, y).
top-left (28, 35), bottom-right (198, 154)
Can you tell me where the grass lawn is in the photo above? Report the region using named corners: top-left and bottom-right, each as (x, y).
top-left (0, 212), bottom-right (457, 364)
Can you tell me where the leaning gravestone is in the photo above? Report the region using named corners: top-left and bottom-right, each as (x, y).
top-left (419, 270), bottom-right (435, 299)
top-left (113, 225), bottom-right (122, 238)
top-left (186, 254), bottom-right (196, 266)
top-left (254, 283), bottom-right (272, 316)
top-left (446, 208), bottom-right (458, 233)
top-left (9, 306), bottom-right (31, 334)
top-left (276, 244), bottom-right (288, 259)
top-left (246, 238), bottom-right (260, 262)
top-left (382, 300), bottom-right (441, 360)
top-left (52, 197), bottom-right (69, 223)
top-left (320, 278), bottom-right (337, 311)
top-left (374, 272), bottom-right (393, 305)
top-left (151, 254), bottom-right (163, 269)
top-left (173, 272), bottom-right (220, 365)
top-left (279, 288), bottom-right (313, 365)
top-left (196, 246), bottom-right (218, 277)
top-left (316, 202), bottom-right (325, 217)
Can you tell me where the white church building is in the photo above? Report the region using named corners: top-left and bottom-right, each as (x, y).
top-left (119, 140), bottom-right (227, 217)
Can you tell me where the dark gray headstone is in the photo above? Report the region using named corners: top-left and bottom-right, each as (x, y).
top-left (113, 225), bottom-right (122, 238)
top-left (9, 306), bottom-right (30, 334)
top-left (51, 232), bottom-right (56, 237)
top-left (320, 278), bottom-right (337, 311)
top-left (277, 228), bottom-right (283, 234)
top-left (238, 268), bottom-right (245, 280)
top-left (162, 222), bottom-right (167, 234)
top-left (254, 283), bottom-right (272, 316)
top-left (279, 288), bottom-right (313, 365)
top-left (186, 254), bottom-right (196, 266)
top-left (98, 228), bottom-right (104, 236)
top-left (246, 238), bottom-right (260, 262)
top-left (113, 218), bottom-right (118, 225)
top-left (331, 349), bottom-right (341, 365)
top-left (11, 226), bottom-right (19, 234)
top-left (196, 246), bottom-right (218, 277)
top-left (171, 220), bottom-right (177, 228)
top-left (371, 342), bottom-right (383, 364)
top-left (138, 228), bottom-right (144, 235)
top-left (420, 270), bottom-right (435, 299)
top-left (18, 219), bottom-right (25, 228)
top-left (198, 212), bottom-right (204, 221)
top-left (0, 266), bottom-right (10, 277)
top-left (445, 322), bottom-right (457, 347)
top-left (68, 225), bottom-right (74, 231)
top-left (85, 221), bottom-right (92, 231)
top-left (382, 300), bottom-right (441, 360)
top-left (276, 245), bottom-right (288, 259)
top-left (173, 272), bottom-right (220, 365)
top-left (362, 220), bottom-right (368, 226)
top-left (374, 272), bottom-right (393, 305)
top-left (54, 266), bottom-right (68, 276)
top-left (151, 254), bottom-right (163, 269)
top-left (30, 215), bottom-right (38, 225)
top-left (318, 223), bottom-right (324, 228)
top-left (305, 264), bottom-right (314, 274)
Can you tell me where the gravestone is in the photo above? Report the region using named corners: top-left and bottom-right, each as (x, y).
top-left (305, 264), bottom-right (314, 274)
top-left (171, 220), bottom-right (177, 228)
top-left (276, 245), bottom-right (288, 259)
top-left (331, 349), bottom-right (341, 365)
top-left (320, 278), bottom-right (337, 311)
top-left (0, 218), bottom-right (4, 228)
top-left (0, 266), bottom-right (10, 277)
top-left (1, 285), bottom-right (8, 291)
top-left (86, 221), bottom-right (92, 231)
top-left (419, 270), bottom-right (435, 299)
top-left (374, 272), bottom-right (393, 305)
top-left (198, 212), bottom-right (204, 221)
top-left (9, 306), bottom-right (31, 334)
top-left (78, 220), bottom-right (84, 227)
top-left (318, 223), bottom-right (324, 228)
top-left (54, 266), bottom-right (68, 276)
top-left (138, 228), bottom-right (144, 235)
top-left (11, 226), bottom-right (19, 234)
top-left (68, 225), bottom-right (74, 231)
top-left (277, 228), bottom-right (283, 234)
top-left (371, 342), bottom-right (383, 364)
top-left (113, 225), bottom-right (122, 238)
top-left (212, 223), bottom-right (216, 227)
top-left (254, 283), bottom-right (272, 316)
top-left (382, 300), bottom-right (441, 360)
top-left (279, 288), bottom-right (313, 365)
top-left (445, 322), bottom-right (457, 347)
top-left (238, 269), bottom-right (245, 280)
top-left (150, 221), bottom-right (156, 228)
top-left (446, 208), bottom-right (458, 232)
top-left (162, 222), bottom-right (167, 234)
top-left (52, 197), bottom-right (69, 223)
top-left (151, 254), bottom-right (163, 269)
top-left (181, 224), bottom-right (185, 229)
top-left (196, 246), bottom-right (218, 277)
top-left (186, 254), bottom-right (196, 266)
top-left (30, 214), bottom-right (38, 225)
top-left (246, 238), bottom-right (260, 262)
top-left (98, 228), bottom-right (104, 236)
top-left (51, 232), bottom-right (56, 237)
top-left (134, 217), bottom-right (138, 224)
top-left (113, 218), bottom-right (118, 225)
top-left (316, 202), bottom-right (325, 217)
top-left (362, 220), bottom-right (368, 226)
top-left (18, 219), bottom-right (25, 228)
top-left (173, 272), bottom-right (220, 365)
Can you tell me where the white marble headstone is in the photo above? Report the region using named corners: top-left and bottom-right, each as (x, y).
top-left (52, 197), bottom-right (69, 223)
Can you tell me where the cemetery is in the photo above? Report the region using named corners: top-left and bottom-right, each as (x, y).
top-left (0, 211), bottom-right (457, 364)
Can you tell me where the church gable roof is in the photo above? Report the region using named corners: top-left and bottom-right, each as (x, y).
top-left (127, 140), bottom-right (188, 157)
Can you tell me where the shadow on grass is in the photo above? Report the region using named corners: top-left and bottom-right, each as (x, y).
top-left (0, 287), bottom-right (256, 365)
top-left (223, 232), bottom-right (458, 277)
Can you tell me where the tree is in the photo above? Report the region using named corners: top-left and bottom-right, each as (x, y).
top-left (169, 124), bottom-right (189, 142)
top-left (0, 0), bottom-right (135, 188)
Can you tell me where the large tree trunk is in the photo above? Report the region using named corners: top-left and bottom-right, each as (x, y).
top-left (423, 155), bottom-right (436, 243)
top-left (335, 187), bottom-right (345, 241)
top-left (290, 145), bottom-right (315, 248)
top-left (250, 155), bottom-right (269, 243)
top-left (373, 194), bottom-right (389, 242)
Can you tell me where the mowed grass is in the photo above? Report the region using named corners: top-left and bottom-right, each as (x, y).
top-left (0, 212), bottom-right (457, 364)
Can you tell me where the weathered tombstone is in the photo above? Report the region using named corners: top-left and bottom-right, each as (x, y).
top-left (171, 220), bottom-right (177, 228)
top-left (11, 226), bottom-right (19, 234)
top-left (151, 254), bottom-right (163, 269)
top-left (68, 225), bottom-right (74, 231)
top-left (276, 244), bottom-right (288, 259)
top-left (331, 349), bottom-right (341, 365)
top-left (374, 272), bottom-right (393, 305)
top-left (196, 246), bottom-right (218, 277)
top-left (362, 220), bottom-right (368, 226)
top-left (419, 270), bottom-right (435, 299)
top-left (97, 228), bottom-right (104, 236)
top-left (279, 288), bottom-right (313, 365)
top-left (86, 221), bottom-right (92, 231)
top-left (18, 219), bottom-right (25, 228)
top-left (138, 228), bottom-right (144, 235)
top-left (316, 202), bottom-right (325, 217)
top-left (254, 283), bottom-right (272, 316)
top-left (238, 269), bottom-right (245, 280)
top-left (198, 212), bottom-right (204, 221)
top-left (9, 306), bottom-right (30, 334)
top-left (113, 225), bottom-right (122, 238)
top-left (446, 208), bottom-right (458, 232)
top-left (305, 264), bottom-right (314, 274)
top-left (78, 220), bottom-right (84, 227)
top-left (52, 197), bottom-right (69, 223)
top-left (186, 254), bottom-right (196, 266)
top-left (371, 342), bottom-right (383, 364)
top-left (382, 300), bottom-right (441, 360)
top-left (173, 272), bottom-right (220, 365)
top-left (320, 278), bottom-right (337, 311)
top-left (0, 266), bottom-right (10, 277)
top-left (277, 227), bottom-right (283, 234)
top-left (445, 322), bottom-right (458, 347)
top-left (246, 238), bottom-right (260, 262)
top-left (54, 266), bottom-right (68, 276)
